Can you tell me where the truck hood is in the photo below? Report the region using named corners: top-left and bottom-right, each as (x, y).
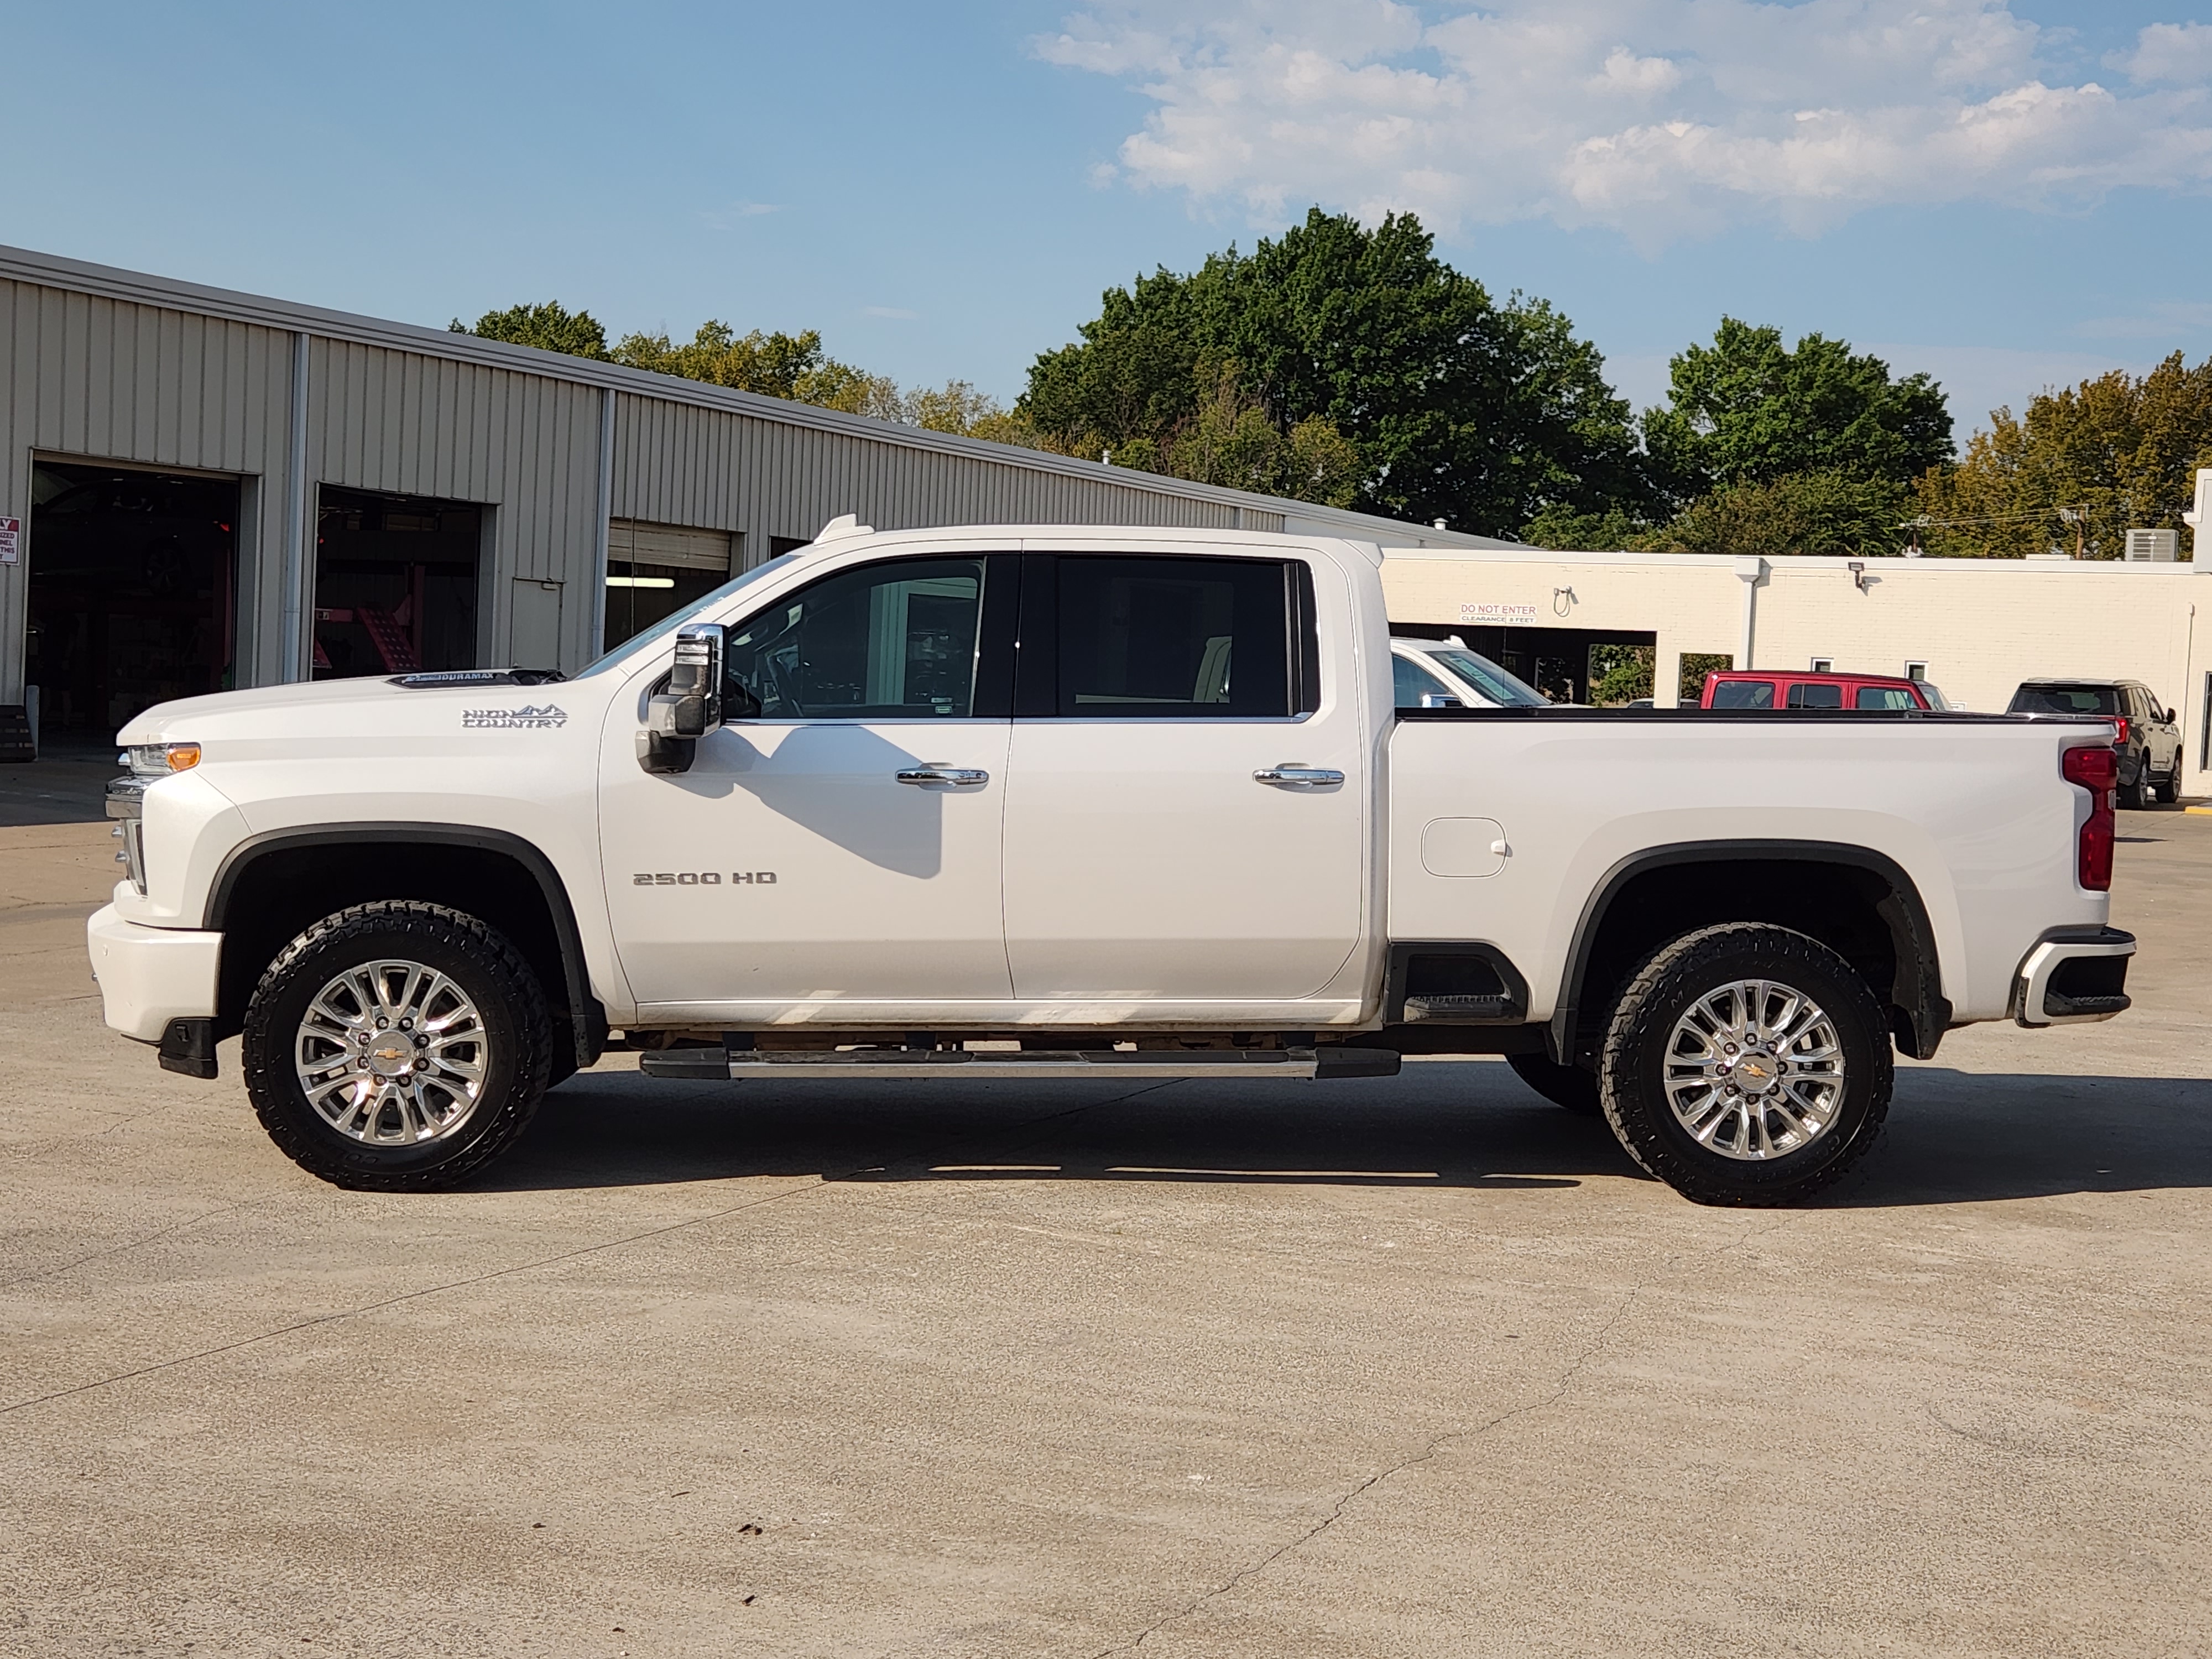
top-left (116, 675), bottom-right (585, 747)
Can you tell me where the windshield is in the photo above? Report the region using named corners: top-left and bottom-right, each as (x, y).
top-left (1422, 646), bottom-right (1550, 708)
top-left (570, 554), bottom-right (801, 680)
top-left (2009, 683), bottom-right (2117, 716)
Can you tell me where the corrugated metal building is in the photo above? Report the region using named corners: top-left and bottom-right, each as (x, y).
top-left (0, 244), bottom-right (1502, 745)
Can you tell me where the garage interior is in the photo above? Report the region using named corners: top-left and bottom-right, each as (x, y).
top-left (603, 519), bottom-right (735, 651)
top-left (312, 487), bottom-right (483, 679)
top-left (1394, 623), bottom-right (1659, 705)
top-left (25, 459), bottom-right (239, 740)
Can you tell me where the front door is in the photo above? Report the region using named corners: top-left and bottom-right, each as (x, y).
top-left (1000, 550), bottom-right (1367, 1007)
top-left (599, 552), bottom-right (1016, 1018)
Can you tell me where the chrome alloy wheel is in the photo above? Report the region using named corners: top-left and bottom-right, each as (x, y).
top-left (1661, 979), bottom-right (1846, 1161)
top-left (294, 959), bottom-right (491, 1145)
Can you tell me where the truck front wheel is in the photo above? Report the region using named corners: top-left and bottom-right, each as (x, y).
top-left (1599, 923), bottom-right (1890, 1206)
top-left (241, 901), bottom-right (553, 1191)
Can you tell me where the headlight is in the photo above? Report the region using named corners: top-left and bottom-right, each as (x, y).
top-left (124, 742), bottom-right (201, 775)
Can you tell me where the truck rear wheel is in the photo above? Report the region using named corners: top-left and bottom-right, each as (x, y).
top-left (2154, 757), bottom-right (2182, 805)
top-left (1599, 923), bottom-right (1890, 1207)
top-left (241, 901), bottom-right (552, 1191)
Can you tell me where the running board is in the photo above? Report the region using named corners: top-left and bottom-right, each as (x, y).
top-left (638, 1045), bottom-right (1400, 1082)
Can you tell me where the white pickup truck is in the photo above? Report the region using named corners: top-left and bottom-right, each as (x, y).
top-left (90, 522), bottom-right (2135, 1206)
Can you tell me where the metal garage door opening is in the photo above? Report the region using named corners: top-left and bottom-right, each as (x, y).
top-left (603, 519), bottom-right (734, 651)
top-left (313, 486), bottom-right (481, 678)
top-left (25, 460), bottom-right (238, 739)
top-left (1394, 623), bottom-right (1658, 705)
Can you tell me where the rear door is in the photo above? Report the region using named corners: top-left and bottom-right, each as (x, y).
top-left (2134, 684), bottom-right (2182, 771)
top-left (999, 548), bottom-right (1366, 1005)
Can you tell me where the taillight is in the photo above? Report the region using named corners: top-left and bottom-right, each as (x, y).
top-left (2062, 743), bottom-right (2117, 890)
top-left (2111, 716), bottom-right (2130, 747)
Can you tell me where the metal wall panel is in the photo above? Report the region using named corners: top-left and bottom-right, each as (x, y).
top-left (2, 255), bottom-right (1339, 708)
top-left (607, 392), bottom-right (1277, 568)
top-left (304, 338), bottom-right (605, 667)
top-left (0, 278), bottom-right (296, 701)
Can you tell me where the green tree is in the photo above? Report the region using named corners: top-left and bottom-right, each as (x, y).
top-left (1521, 504), bottom-right (1653, 551)
top-left (1022, 208), bottom-right (1647, 530)
top-left (607, 321), bottom-right (902, 418)
top-left (453, 300), bottom-right (609, 359)
top-left (1914, 353), bottom-right (2212, 559)
top-left (1644, 319), bottom-right (1952, 503)
top-left (1646, 469), bottom-right (1912, 559)
top-left (1110, 359), bottom-right (1361, 506)
top-left (454, 304), bottom-right (1065, 448)
top-left (1587, 643), bottom-right (1655, 705)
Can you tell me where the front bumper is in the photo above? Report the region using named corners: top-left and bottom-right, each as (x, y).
top-left (86, 904), bottom-right (222, 1043)
top-left (2013, 926), bottom-right (2135, 1026)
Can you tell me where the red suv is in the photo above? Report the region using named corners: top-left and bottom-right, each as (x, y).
top-left (1701, 670), bottom-right (1948, 711)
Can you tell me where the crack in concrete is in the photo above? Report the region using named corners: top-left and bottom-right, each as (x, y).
top-left (0, 1203), bottom-right (248, 1289)
top-left (1088, 1212), bottom-right (1792, 1657)
top-left (0, 1079), bottom-right (1177, 1418)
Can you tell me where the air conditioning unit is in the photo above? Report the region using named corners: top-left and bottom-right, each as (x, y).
top-left (2125, 528), bottom-right (2178, 561)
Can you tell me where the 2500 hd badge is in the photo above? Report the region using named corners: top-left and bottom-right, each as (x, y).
top-left (632, 871), bottom-right (778, 885)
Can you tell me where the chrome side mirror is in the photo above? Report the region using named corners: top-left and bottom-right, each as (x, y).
top-left (652, 623), bottom-right (725, 738)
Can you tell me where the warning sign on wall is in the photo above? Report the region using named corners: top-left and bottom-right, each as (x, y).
top-left (0, 518), bottom-right (17, 565)
top-left (1459, 600), bottom-right (1538, 626)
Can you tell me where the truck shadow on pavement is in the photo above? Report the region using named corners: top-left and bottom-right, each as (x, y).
top-left (481, 1061), bottom-right (2212, 1208)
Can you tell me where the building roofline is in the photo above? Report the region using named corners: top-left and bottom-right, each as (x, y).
top-left (0, 242), bottom-right (1519, 551)
top-left (1381, 544), bottom-right (2208, 572)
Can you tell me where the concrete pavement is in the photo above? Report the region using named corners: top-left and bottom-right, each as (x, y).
top-left (2, 806), bottom-right (2207, 1657)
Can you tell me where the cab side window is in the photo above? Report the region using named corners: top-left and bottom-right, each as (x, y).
top-left (1711, 680), bottom-right (1775, 709)
top-left (1855, 686), bottom-right (1918, 709)
top-left (1024, 555), bottom-right (1313, 718)
top-left (1394, 655), bottom-right (1455, 708)
top-left (724, 556), bottom-right (989, 719)
top-left (1786, 682), bottom-right (1843, 708)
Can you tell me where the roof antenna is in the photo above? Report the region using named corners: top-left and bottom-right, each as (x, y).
top-left (814, 513), bottom-right (873, 542)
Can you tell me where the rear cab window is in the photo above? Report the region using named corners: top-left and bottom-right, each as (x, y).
top-left (2009, 684), bottom-right (2119, 716)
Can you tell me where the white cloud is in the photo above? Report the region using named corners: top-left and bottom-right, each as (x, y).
top-left (1036, 2), bottom-right (2212, 247)
top-left (2110, 22), bottom-right (2212, 86)
top-left (698, 201), bottom-right (782, 231)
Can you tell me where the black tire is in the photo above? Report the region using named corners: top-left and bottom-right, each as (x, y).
top-left (1507, 1050), bottom-right (1601, 1114)
top-left (2122, 752), bottom-right (2154, 810)
top-left (2154, 755), bottom-right (2182, 805)
top-left (241, 901), bottom-right (552, 1191)
top-left (1599, 923), bottom-right (1891, 1207)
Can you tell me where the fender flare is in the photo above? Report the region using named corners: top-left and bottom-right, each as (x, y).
top-left (1551, 839), bottom-right (1951, 1064)
top-left (205, 823), bottom-right (599, 1060)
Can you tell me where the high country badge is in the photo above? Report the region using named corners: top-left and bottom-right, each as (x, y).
top-left (463, 705), bottom-right (569, 729)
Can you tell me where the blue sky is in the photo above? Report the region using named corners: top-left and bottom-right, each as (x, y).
top-left (3, 1), bottom-right (2210, 443)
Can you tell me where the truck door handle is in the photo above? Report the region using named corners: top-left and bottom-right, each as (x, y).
top-left (1254, 764), bottom-right (1345, 787)
top-left (896, 766), bottom-right (989, 787)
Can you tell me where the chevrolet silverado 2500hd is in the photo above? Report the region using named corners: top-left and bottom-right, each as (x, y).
top-left (89, 523), bottom-right (2135, 1206)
